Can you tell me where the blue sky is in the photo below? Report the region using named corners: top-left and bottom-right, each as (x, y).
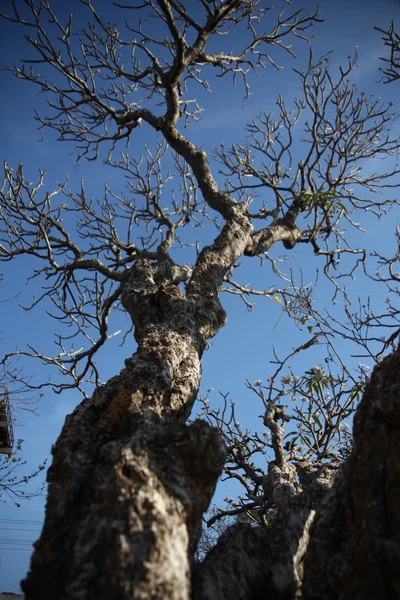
top-left (0, 0), bottom-right (400, 591)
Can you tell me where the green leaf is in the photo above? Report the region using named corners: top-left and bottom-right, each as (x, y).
top-left (301, 434), bottom-right (313, 449)
top-left (313, 413), bottom-right (322, 429)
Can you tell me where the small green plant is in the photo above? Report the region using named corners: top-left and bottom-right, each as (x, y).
top-left (297, 188), bottom-right (347, 214)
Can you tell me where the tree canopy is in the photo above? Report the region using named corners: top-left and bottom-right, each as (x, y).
top-left (0, 1), bottom-right (399, 598)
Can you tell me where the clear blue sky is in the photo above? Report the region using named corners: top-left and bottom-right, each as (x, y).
top-left (0, 0), bottom-right (399, 591)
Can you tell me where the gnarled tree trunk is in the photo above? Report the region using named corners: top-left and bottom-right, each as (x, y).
top-left (22, 255), bottom-right (232, 600)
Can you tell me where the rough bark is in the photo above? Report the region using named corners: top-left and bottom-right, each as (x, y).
top-left (191, 453), bottom-right (336, 599)
top-left (22, 256), bottom-right (231, 600)
top-left (301, 347), bottom-right (400, 600)
top-left (190, 348), bottom-right (400, 600)
top-left (192, 507), bottom-right (316, 600)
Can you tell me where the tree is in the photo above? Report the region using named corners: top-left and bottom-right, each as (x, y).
top-left (0, 2), bottom-right (399, 598)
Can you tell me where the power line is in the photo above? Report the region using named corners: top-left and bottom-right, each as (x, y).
top-left (0, 527), bottom-right (41, 532)
top-left (0, 518), bottom-right (43, 524)
top-left (0, 547), bottom-right (32, 551)
top-left (0, 519), bottom-right (40, 557)
top-left (0, 538), bottom-right (34, 544)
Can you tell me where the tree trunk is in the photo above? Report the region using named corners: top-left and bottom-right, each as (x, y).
top-left (191, 348), bottom-right (400, 600)
top-left (22, 258), bottom-right (228, 600)
top-left (21, 159), bottom-right (257, 599)
top-left (301, 346), bottom-right (400, 600)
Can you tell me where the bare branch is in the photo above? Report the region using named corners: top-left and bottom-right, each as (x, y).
top-left (375, 21), bottom-right (400, 83)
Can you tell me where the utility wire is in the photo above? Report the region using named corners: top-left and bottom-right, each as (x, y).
top-left (0, 547), bottom-right (32, 551)
top-left (0, 538), bottom-right (34, 543)
top-left (0, 527), bottom-right (40, 532)
top-left (0, 518), bottom-right (43, 524)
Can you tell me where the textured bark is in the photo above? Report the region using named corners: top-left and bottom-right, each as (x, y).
top-left (301, 347), bottom-right (400, 600)
top-left (191, 457), bottom-right (336, 599)
top-left (191, 349), bottom-right (400, 600)
top-left (192, 507), bottom-right (315, 600)
top-left (22, 257), bottom-right (229, 600)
